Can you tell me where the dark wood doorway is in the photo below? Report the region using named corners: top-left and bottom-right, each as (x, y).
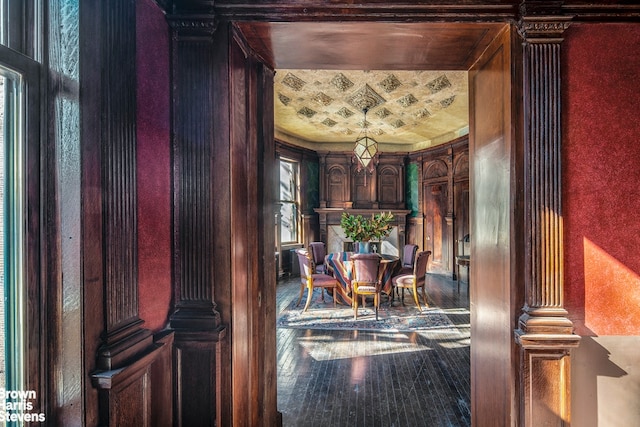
top-left (234, 21), bottom-right (518, 425)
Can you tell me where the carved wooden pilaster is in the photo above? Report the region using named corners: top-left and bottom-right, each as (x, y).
top-left (168, 14), bottom-right (227, 426)
top-left (445, 146), bottom-right (455, 275)
top-left (515, 13), bottom-right (580, 427)
top-left (416, 156), bottom-right (424, 248)
top-left (169, 15), bottom-right (222, 330)
top-left (81, 2), bottom-right (162, 425)
top-left (319, 153), bottom-right (327, 208)
top-left (80, 0), bottom-right (153, 374)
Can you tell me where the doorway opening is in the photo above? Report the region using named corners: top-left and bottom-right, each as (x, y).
top-left (234, 20), bottom-right (516, 425)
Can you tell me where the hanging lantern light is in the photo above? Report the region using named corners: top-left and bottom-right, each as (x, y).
top-left (353, 107), bottom-right (378, 174)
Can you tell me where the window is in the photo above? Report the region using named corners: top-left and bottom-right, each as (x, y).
top-left (0, 64), bottom-right (26, 394)
top-left (0, 43), bottom-right (41, 416)
top-left (279, 158), bottom-right (300, 244)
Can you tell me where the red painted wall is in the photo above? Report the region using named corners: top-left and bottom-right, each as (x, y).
top-left (136, 0), bottom-right (172, 331)
top-left (563, 23), bottom-right (640, 336)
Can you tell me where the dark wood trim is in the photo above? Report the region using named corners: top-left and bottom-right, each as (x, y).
top-left (468, 23), bottom-right (518, 425)
top-left (155, 1), bottom-right (640, 24)
top-left (81, 1), bottom-right (158, 424)
top-left (168, 12), bottom-right (228, 426)
top-left (514, 15), bottom-right (581, 427)
top-left (215, 2), bottom-right (520, 22)
top-left (0, 41), bottom-right (44, 418)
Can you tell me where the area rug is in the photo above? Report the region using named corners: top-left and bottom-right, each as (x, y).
top-left (277, 296), bottom-right (456, 332)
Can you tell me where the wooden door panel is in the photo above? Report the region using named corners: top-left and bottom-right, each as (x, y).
top-left (424, 182), bottom-right (448, 273)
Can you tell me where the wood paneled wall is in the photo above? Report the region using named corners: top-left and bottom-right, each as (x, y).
top-left (318, 152), bottom-right (406, 210)
top-left (408, 137), bottom-right (469, 277)
top-left (81, 1), bottom-right (173, 425)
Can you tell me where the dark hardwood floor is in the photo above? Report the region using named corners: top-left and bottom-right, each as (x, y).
top-left (276, 272), bottom-right (470, 427)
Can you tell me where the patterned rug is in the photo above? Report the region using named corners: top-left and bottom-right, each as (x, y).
top-left (276, 293), bottom-right (456, 332)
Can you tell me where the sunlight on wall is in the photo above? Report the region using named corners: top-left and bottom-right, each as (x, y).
top-left (584, 238), bottom-right (640, 335)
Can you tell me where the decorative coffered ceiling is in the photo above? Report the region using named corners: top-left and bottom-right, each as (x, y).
top-left (274, 69), bottom-right (468, 152)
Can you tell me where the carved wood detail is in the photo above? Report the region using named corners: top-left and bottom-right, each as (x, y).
top-left (376, 161), bottom-right (405, 209)
top-left (413, 138), bottom-right (469, 276)
top-left (169, 17), bottom-right (223, 330)
top-left (91, 332), bottom-right (174, 427)
top-left (80, 7), bottom-right (155, 411)
top-left (319, 152), bottom-right (405, 210)
top-left (168, 17), bottom-right (228, 426)
top-left (515, 16), bottom-right (581, 427)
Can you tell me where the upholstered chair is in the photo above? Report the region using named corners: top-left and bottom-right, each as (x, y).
top-left (295, 249), bottom-right (339, 311)
top-left (308, 241), bottom-right (327, 274)
top-left (351, 253), bottom-right (382, 320)
top-left (392, 250), bottom-right (431, 311)
top-left (396, 244), bottom-right (418, 276)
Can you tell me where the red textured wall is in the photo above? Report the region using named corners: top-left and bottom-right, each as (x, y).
top-left (563, 24), bottom-right (640, 336)
top-left (136, 0), bottom-right (172, 332)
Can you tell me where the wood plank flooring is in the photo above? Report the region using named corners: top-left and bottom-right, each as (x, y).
top-left (276, 273), bottom-right (470, 426)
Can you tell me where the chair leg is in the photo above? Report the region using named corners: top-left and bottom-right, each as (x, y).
top-left (353, 292), bottom-right (359, 319)
top-left (411, 285), bottom-right (422, 312)
top-left (374, 293), bottom-right (379, 321)
top-left (296, 283), bottom-right (305, 306)
top-left (303, 285), bottom-right (314, 312)
top-left (420, 286), bottom-right (429, 308)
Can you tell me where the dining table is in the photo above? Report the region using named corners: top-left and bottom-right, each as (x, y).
top-left (324, 252), bottom-right (400, 306)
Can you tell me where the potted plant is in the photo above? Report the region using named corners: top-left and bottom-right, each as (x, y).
top-left (340, 211), bottom-right (394, 252)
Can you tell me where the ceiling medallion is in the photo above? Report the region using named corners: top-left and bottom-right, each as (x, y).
top-left (378, 74), bottom-right (402, 93)
top-left (397, 94), bottom-right (419, 108)
top-left (440, 95), bottom-right (456, 108)
top-left (347, 84), bottom-right (386, 112)
top-left (336, 107), bottom-right (354, 118)
top-left (297, 106), bottom-right (317, 118)
top-left (426, 74), bottom-right (452, 94)
top-left (376, 108), bottom-right (392, 119)
top-left (278, 93), bottom-right (291, 106)
top-left (416, 108), bottom-right (431, 119)
top-left (390, 119), bottom-right (406, 129)
top-left (312, 92), bottom-right (333, 106)
top-left (282, 72), bottom-right (306, 91)
top-left (322, 118), bottom-right (337, 127)
top-left (331, 73), bottom-right (354, 92)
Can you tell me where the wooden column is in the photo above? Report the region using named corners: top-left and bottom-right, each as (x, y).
top-left (168, 13), bottom-right (228, 427)
top-left (515, 14), bottom-right (581, 427)
top-left (319, 153), bottom-right (327, 208)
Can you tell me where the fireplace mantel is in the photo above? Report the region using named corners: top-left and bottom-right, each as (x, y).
top-left (314, 208), bottom-right (411, 217)
top-left (314, 208), bottom-right (411, 255)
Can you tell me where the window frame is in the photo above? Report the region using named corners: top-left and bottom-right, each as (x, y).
top-left (0, 42), bottom-right (43, 408)
top-left (278, 156), bottom-right (301, 245)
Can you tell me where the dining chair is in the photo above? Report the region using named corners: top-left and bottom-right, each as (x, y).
top-left (308, 241), bottom-right (327, 274)
top-left (295, 249), bottom-right (339, 311)
top-left (396, 244), bottom-right (418, 276)
top-left (392, 250), bottom-right (431, 311)
top-left (351, 253), bottom-right (382, 320)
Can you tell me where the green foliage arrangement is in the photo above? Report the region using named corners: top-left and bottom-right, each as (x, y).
top-left (340, 211), bottom-right (394, 242)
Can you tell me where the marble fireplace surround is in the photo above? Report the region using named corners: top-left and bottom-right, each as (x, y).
top-left (314, 208), bottom-right (411, 256)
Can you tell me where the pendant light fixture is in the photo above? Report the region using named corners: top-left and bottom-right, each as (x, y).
top-left (353, 107), bottom-right (378, 178)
